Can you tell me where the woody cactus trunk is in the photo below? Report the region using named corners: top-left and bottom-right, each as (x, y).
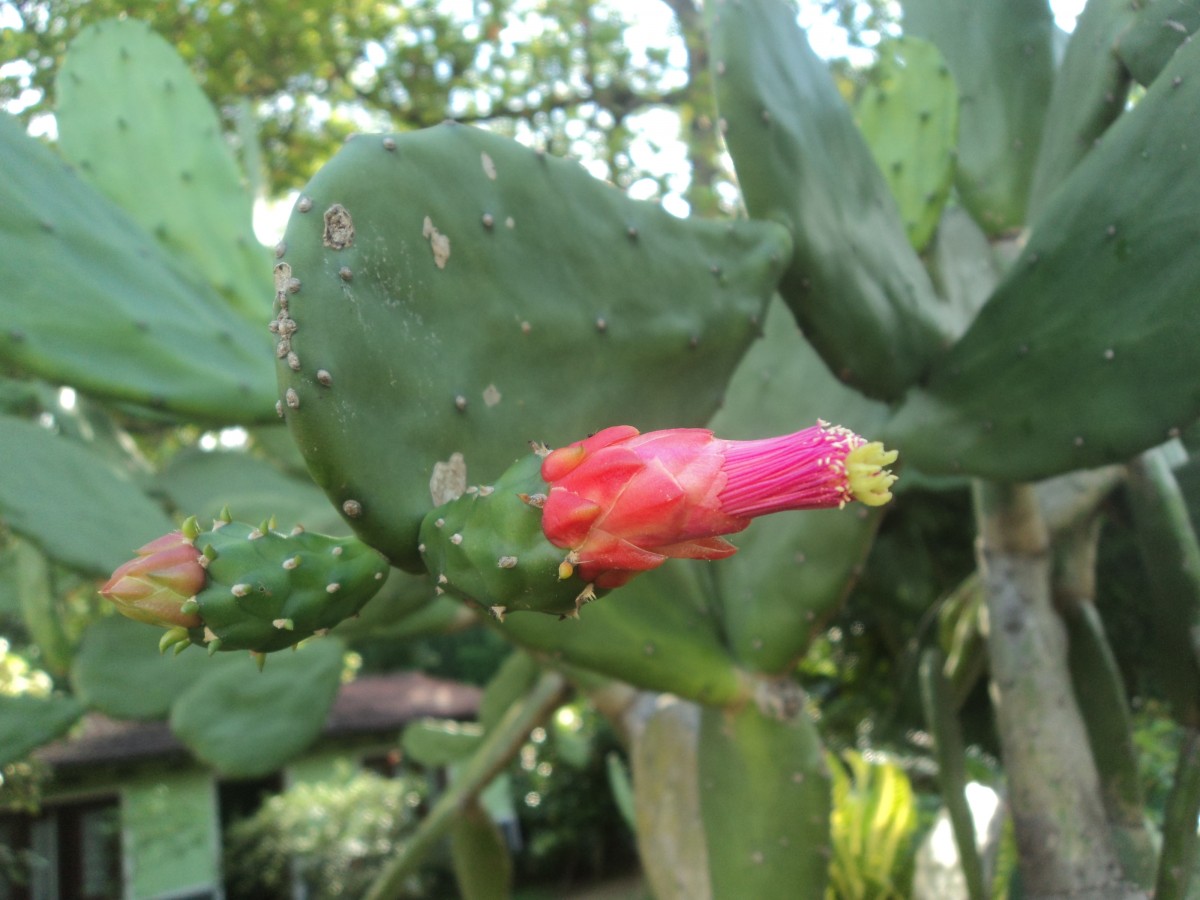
top-left (28, 0), bottom-right (1197, 897)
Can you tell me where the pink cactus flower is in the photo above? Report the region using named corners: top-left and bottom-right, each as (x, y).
top-left (539, 422), bottom-right (898, 590)
top-left (100, 530), bottom-right (205, 629)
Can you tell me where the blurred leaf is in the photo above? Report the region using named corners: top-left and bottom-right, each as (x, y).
top-left (0, 113), bottom-right (276, 423)
top-left (71, 615), bottom-right (238, 720)
top-left (169, 637), bottom-right (345, 777)
top-left (155, 448), bottom-right (341, 533)
top-left (0, 413), bottom-right (174, 576)
top-left (402, 718), bottom-right (483, 766)
top-left (56, 19), bottom-right (269, 322)
top-left (0, 693), bottom-right (85, 766)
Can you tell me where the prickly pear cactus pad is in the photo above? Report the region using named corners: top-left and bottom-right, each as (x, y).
top-left (55, 19), bottom-right (269, 323)
top-left (275, 123), bottom-right (791, 569)
top-left (705, 0), bottom-right (952, 400)
top-left (419, 453), bottom-right (594, 619)
top-left (184, 517), bottom-right (390, 653)
top-left (0, 114), bottom-right (275, 423)
top-left (887, 35), bottom-right (1200, 481)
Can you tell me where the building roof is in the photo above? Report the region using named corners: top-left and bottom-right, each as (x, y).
top-left (36, 671), bottom-right (482, 770)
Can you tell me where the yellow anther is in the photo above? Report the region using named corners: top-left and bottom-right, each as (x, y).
top-left (845, 441), bottom-right (899, 507)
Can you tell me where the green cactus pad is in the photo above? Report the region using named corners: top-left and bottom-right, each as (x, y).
top-left (0, 114), bottom-right (275, 423)
top-left (276, 123), bottom-right (790, 569)
top-left (499, 558), bottom-right (749, 706)
top-left (854, 36), bottom-right (958, 252)
top-left (420, 453), bottom-right (600, 619)
top-left (887, 35), bottom-right (1200, 481)
top-left (187, 520), bottom-right (390, 653)
top-left (699, 694), bottom-right (831, 899)
top-left (1117, 0), bottom-right (1200, 87)
top-left (902, 0), bottom-right (1055, 234)
top-left (56, 19), bottom-right (269, 323)
top-left (705, 0), bottom-right (951, 400)
top-left (1027, 0), bottom-right (1138, 219)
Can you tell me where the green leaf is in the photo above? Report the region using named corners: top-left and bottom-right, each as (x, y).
top-left (401, 718), bottom-right (484, 766)
top-left (0, 414), bottom-right (174, 576)
top-left (0, 693), bottom-right (85, 766)
top-left (169, 636), bottom-right (345, 777)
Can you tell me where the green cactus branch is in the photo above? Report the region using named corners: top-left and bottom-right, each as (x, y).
top-left (919, 647), bottom-right (986, 900)
top-left (1054, 515), bottom-right (1156, 887)
top-left (1126, 446), bottom-right (1200, 709)
top-left (1154, 727), bottom-right (1200, 900)
top-left (363, 669), bottom-right (568, 900)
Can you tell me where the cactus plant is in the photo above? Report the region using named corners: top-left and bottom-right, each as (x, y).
top-left (1, 3), bottom-right (1199, 898)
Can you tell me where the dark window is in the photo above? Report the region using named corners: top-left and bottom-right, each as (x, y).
top-left (0, 798), bottom-right (121, 900)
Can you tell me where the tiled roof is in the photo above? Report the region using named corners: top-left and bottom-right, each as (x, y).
top-left (36, 671), bottom-right (481, 769)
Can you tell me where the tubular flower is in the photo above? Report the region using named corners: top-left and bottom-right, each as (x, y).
top-left (539, 422), bottom-right (898, 590)
top-left (99, 530), bottom-right (205, 630)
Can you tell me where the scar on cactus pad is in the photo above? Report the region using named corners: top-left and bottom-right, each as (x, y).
top-left (421, 422), bottom-right (897, 621)
top-left (101, 510), bottom-right (390, 659)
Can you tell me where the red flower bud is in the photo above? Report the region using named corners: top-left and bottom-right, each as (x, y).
top-left (540, 422), bottom-right (898, 589)
top-left (100, 530), bottom-right (205, 629)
